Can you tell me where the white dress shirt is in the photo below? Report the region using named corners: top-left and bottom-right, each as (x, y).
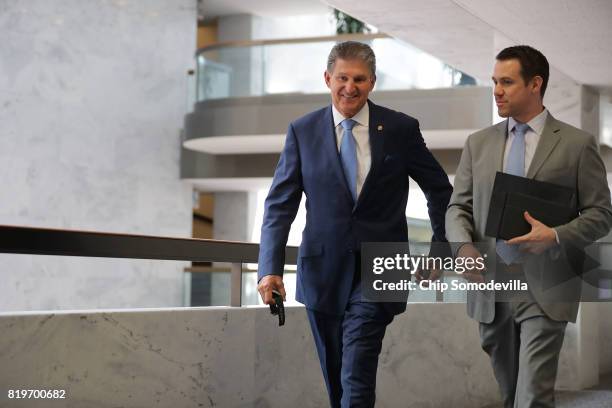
top-left (332, 103), bottom-right (371, 197)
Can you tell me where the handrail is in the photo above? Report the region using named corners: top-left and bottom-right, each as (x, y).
top-left (184, 266), bottom-right (297, 273)
top-left (196, 32), bottom-right (389, 54)
top-left (0, 224), bottom-right (297, 263)
top-left (0, 225), bottom-right (298, 307)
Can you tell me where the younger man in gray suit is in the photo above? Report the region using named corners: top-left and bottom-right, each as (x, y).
top-left (446, 45), bottom-right (612, 407)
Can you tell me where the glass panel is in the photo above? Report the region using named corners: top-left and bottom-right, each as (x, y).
top-left (196, 37), bottom-right (478, 102)
top-left (0, 254), bottom-right (190, 313)
top-left (600, 93), bottom-right (612, 147)
top-left (241, 268), bottom-right (299, 307)
top-left (0, 255), bottom-right (299, 312)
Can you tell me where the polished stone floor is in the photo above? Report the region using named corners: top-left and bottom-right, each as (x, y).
top-left (557, 374), bottom-right (612, 407)
top-left (484, 374), bottom-right (612, 407)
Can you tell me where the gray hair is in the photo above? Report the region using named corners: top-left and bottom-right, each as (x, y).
top-left (326, 41), bottom-right (376, 77)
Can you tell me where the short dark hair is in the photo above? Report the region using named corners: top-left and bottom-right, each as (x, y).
top-left (496, 45), bottom-right (549, 98)
top-left (327, 41), bottom-right (376, 77)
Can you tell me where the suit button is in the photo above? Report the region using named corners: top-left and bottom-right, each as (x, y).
top-left (348, 249), bottom-right (354, 253)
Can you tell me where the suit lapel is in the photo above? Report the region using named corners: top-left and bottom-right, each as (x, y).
top-left (320, 105), bottom-right (354, 203)
top-left (354, 100), bottom-right (384, 211)
top-left (492, 119), bottom-right (508, 175)
top-left (480, 121), bottom-right (506, 210)
top-left (492, 120), bottom-right (507, 173)
top-left (526, 114), bottom-right (561, 178)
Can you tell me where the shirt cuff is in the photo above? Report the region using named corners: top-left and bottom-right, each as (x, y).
top-left (549, 228), bottom-right (561, 260)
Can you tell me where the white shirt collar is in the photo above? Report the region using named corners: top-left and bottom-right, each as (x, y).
top-left (508, 108), bottom-right (548, 136)
top-left (332, 102), bottom-right (369, 128)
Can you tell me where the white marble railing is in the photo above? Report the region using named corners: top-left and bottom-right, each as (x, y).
top-left (1, 303), bottom-right (610, 407)
top-left (0, 304), bottom-right (497, 407)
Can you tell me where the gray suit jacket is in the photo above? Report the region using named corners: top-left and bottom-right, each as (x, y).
top-left (446, 114), bottom-right (612, 323)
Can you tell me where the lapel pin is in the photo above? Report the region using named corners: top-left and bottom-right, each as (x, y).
top-left (377, 125), bottom-right (383, 131)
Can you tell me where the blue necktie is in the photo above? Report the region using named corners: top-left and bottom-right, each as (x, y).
top-left (496, 122), bottom-right (530, 264)
top-left (340, 119), bottom-right (358, 202)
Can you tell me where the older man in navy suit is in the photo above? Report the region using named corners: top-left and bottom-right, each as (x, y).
top-left (257, 41), bottom-right (452, 407)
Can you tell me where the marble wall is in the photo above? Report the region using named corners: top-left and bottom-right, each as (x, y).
top-left (0, 0), bottom-right (195, 311)
top-left (0, 305), bottom-right (500, 408)
top-left (600, 302), bottom-right (612, 374)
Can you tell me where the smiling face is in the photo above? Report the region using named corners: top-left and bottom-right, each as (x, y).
top-left (492, 58), bottom-right (544, 123)
top-left (324, 58), bottom-right (376, 118)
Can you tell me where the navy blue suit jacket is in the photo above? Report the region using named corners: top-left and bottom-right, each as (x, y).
top-left (258, 100), bottom-right (452, 316)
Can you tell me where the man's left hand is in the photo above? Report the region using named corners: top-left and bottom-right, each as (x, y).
top-left (506, 211), bottom-right (557, 254)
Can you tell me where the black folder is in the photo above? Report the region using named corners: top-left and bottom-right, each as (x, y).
top-left (485, 172), bottom-right (577, 240)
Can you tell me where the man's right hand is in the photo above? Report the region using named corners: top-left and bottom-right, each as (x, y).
top-left (257, 275), bottom-right (286, 305)
top-left (457, 243), bottom-right (486, 283)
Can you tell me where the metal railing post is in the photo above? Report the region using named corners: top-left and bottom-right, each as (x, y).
top-left (230, 262), bottom-right (242, 307)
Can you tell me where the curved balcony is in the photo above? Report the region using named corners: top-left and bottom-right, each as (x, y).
top-left (182, 34), bottom-right (490, 185)
top-left (194, 33), bottom-right (476, 102)
top-left (182, 34), bottom-right (612, 184)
